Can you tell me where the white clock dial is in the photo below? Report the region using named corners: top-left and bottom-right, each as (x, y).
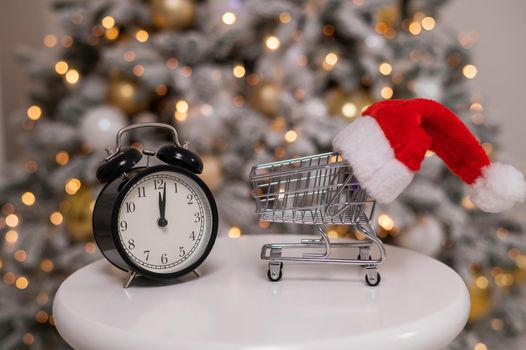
top-left (117, 171), bottom-right (213, 274)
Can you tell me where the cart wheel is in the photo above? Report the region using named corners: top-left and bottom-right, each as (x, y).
top-left (365, 272), bottom-right (381, 286)
top-left (267, 262), bottom-right (283, 282)
top-left (357, 254), bottom-right (372, 260)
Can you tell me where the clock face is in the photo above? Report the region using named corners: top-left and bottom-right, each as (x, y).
top-left (116, 170), bottom-right (214, 275)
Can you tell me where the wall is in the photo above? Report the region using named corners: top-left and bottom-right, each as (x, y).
top-left (442, 0), bottom-right (526, 169)
top-left (0, 0), bottom-right (60, 165)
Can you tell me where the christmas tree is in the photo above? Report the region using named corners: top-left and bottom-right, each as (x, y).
top-left (1, 0), bottom-right (525, 348)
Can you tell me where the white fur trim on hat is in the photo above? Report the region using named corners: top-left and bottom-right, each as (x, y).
top-left (332, 116), bottom-right (414, 203)
top-left (468, 162), bottom-right (526, 212)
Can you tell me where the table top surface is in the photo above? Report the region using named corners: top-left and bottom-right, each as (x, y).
top-left (53, 234), bottom-right (469, 350)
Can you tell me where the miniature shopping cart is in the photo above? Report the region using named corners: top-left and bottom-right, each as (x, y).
top-left (249, 152), bottom-right (386, 286)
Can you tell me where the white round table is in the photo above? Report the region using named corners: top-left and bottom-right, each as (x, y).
top-left (53, 235), bottom-right (469, 350)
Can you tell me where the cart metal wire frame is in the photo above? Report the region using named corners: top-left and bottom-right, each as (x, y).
top-left (249, 152), bottom-right (386, 286)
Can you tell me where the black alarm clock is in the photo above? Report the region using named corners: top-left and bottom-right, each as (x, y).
top-left (93, 123), bottom-right (218, 288)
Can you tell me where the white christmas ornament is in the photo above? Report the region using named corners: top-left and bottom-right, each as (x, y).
top-left (81, 106), bottom-right (127, 151)
top-left (397, 216), bottom-right (444, 257)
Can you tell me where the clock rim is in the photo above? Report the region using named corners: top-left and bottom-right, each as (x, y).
top-left (111, 164), bottom-right (219, 280)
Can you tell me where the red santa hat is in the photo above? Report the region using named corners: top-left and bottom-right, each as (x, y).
top-left (332, 98), bottom-right (525, 212)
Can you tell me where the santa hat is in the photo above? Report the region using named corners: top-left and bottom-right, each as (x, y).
top-left (332, 98), bottom-right (525, 213)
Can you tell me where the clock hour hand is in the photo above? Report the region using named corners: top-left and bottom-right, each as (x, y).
top-left (157, 186), bottom-right (168, 227)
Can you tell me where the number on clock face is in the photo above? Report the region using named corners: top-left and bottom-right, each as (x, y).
top-left (117, 171), bottom-right (213, 274)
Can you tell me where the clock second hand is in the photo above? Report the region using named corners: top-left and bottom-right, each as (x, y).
top-left (157, 185), bottom-right (168, 227)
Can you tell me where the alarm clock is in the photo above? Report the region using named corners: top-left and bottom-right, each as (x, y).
top-left (92, 123), bottom-right (218, 288)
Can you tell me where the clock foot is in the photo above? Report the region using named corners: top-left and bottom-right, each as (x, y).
top-left (123, 270), bottom-right (137, 289)
top-left (193, 270), bottom-right (200, 278)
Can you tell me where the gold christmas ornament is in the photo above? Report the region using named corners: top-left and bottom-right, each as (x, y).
top-left (63, 186), bottom-right (95, 242)
top-left (249, 82), bottom-right (282, 117)
top-left (376, 4), bottom-right (400, 28)
top-left (326, 89), bottom-right (373, 121)
top-left (199, 155), bottom-right (223, 191)
top-left (150, 0), bottom-right (196, 30)
top-left (106, 78), bottom-right (148, 115)
top-left (468, 273), bottom-right (493, 323)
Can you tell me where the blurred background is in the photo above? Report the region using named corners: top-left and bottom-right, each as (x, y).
top-left (0, 0), bottom-right (525, 349)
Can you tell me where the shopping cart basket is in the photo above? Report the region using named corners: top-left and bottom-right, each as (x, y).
top-left (249, 152), bottom-right (386, 286)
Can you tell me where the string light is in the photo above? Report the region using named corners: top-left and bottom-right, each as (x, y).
top-left (21, 192), bottom-right (36, 206)
top-left (174, 112), bottom-right (187, 122)
top-left (421, 16), bottom-right (435, 31)
top-left (155, 84), bottom-right (167, 96)
top-left (341, 103), bottom-right (357, 118)
top-left (233, 95), bottom-right (244, 107)
top-left (25, 160), bottom-right (38, 173)
top-left (380, 86), bottom-right (394, 99)
top-left (475, 275), bottom-right (489, 289)
top-left (228, 226), bottom-right (241, 238)
top-left (496, 227), bottom-right (509, 240)
top-left (85, 242), bottom-right (97, 254)
top-left (27, 105), bottom-right (42, 120)
top-left (135, 29), bottom-right (149, 42)
top-left (375, 22), bottom-right (388, 35)
top-left (495, 272), bottom-right (514, 287)
top-left (462, 196), bottom-right (475, 209)
top-left (378, 214), bottom-right (394, 231)
top-left (15, 276), bottom-right (29, 289)
top-left (379, 62), bottom-right (392, 75)
top-left (284, 130), bottom-right (298, 143)
top-left (22, 333), bottom-right (34, 346)
top-left (43, 34), bottom-right (57, 48)
top-left (279, 11), bottom-right (291, 23)
top-left (259, 220), bottom-right (270, 229)
top-left (322, 24), bottom-right (335, 36)
top-left (274, 147), bottom-right (286, 159)
top-left (36, 311), bottom-right (49, 323)
top-left (222, 12), bottom-right (236, 25)
top-left (50, 212), bottom-right (63, 226)
top-left (181, 66), bottom-right (192, 77)
top-left (491, 318), bottom-right (504, 331)
top-left (474, 343), bottom-right (487, 350)
top-left (14, 250), bottom-right (27, 262)
top-left (133, 64), bottom-right (144, 77)
top-left (55, 151), bottom-right (69, 165)
top-left (54, 60), bottom-right (69, 75)
top-left (37, 292), bottom-right (49, 305)
top-left (65, 178), bottom-right (81, 195)
top-left (5, 230), bottom-right (18, 243)
top-left (3, 272), bottom-right (16, 284)
top-left (105, 27), bottom-right (119, 40)
top-left (101, 16), bottom-right (115, 29)
top-left (124, 50), bottom-right (136, 62)
top-left (323, 52), bottom-right (338, 70)
top-left (481, 142), bottom-right (493, 155)
top-left (425, 150), bottom-right (435, 157)
top-left (166, 57), bottom-right (179, 70)
top-left (463, 64), bottom-right (478, 79)
top-left (175, 100), bottom-right (189, 113)
top-left (232, 64), bottom-right (246, 78)
top-left (5, 214), bottom-right (19, 228)
top-left (65, 69), bottom-right (80, 84)
top-left (61, 35), bottom-right (73, 48)
top-left (408, 22), bottom-right (422, 35)
top-left (40, 259), bottom-right (54, 273)
top-left (265, 35), bottom-right (280, 50)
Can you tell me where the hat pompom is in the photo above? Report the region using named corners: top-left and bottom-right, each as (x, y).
top-left (469, 162), bottom-right (526, 213)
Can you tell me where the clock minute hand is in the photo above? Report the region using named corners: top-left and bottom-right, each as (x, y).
top-left (157, 186), bottom-right (168, 227)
